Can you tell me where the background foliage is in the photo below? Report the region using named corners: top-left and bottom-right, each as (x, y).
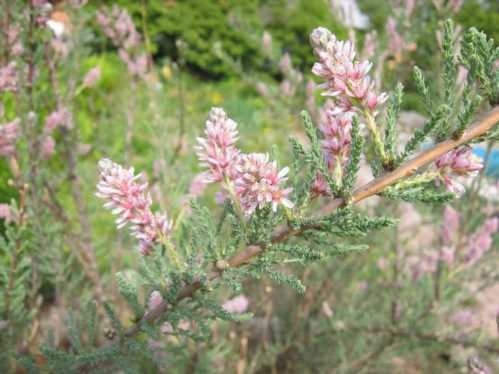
top-left (0, 0), bottom-right (498, 372)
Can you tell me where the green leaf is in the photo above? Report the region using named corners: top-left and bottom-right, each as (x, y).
top-left (342, 115), bottom-right (364, 195)
top-left (384, 83), bottom-right (403, 162)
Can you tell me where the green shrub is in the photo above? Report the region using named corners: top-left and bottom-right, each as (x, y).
top-left (263, 0), bottom-right (347, 72)
top-left (105, 0), bottom-right (264, 78)
top-left (96, 0), bottom-right (346, 78)
top-left (456, 0), bottom-right (499, 44)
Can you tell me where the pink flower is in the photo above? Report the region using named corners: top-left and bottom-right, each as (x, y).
top-left (441, 206), bottom-right (460, 245)
top-left (280, 80), bottom-right (294, 97)
top-left (450, 0), bottom-right (463, 13)
top-left (78, 143), bottom-right (92, 155)
top-left (0, 118), bottom-right (20, 157)
top-left (128, 54), bottom-right (148, 77)
top-left (255, 82), bottom-right (270, 98)
top-left (31, 0), bottom-right (48, 7)
top-left (308, 101), bottom-right (355, 190)
top-left (279, 53), bottom-right (292, 75)
top-left (44, 108), bottom-right (71, 132)
top-left (189, 173), bottom-right (209, 197)
top-left (309, 27), bottom-right (387, 114)
top-left (196, 107), bottom-right (240, 183)
top-left (457, 65), bottom-right (468, 87)
top-left (96, 158), bottom-right (172, 256)
top-left (377, 257), bottom-right (387, 270)
top-left (215, 191), bottom-right (227, 205)
top-left (362, 32), bottom-right (377, 59)
top-left (222, 295), bottom-right (249, 314)
top-left (7, 26), bottom-right (23, 57)
top-left (147, 290), bottom-right (164, 312)
top-left (440, 246), bottom-right (455, 265)
top-left (234, 153), bottom-right (294, 215)
top-left (197, 108), bottom-right (294, 215)
top-left (0, 62), bottom-right (17, 93)
top-left (435, 146), bottom-right (483, 195)
top-left (161, 320), bottom-right (190, 334)
top-left (322, 301), bottom-right (334, 318)
top-left (83, 66), bottom-right (101, 88)
top-left (306, 79), bottom-right (318, 117)
top-left (262, 31), bottom-right (272, 56)
top-left (464, 217), bottom-right (498, 266)
top-left (41, 136), bottom-right (55, 159)
top-left (386, 17), bottom-right (404, 55)
top-left (452, 309), bottom-right (474, 326)
top-left (404, 0), bottom-right (416, 17)
top-left (0, 204), bottom-right (12, 223)
top-left (407, 253), bottom-right (438, 280)
top-left (51, 37), bottom-right (70, 57)
top-left (97, 6), bottom-right (140, 48)
top-left (318, 105), bottom-right (353, 164)
top-left (306, 79), bottom-right (316, 97)
top-left (311, 172), bottom-right (331, 197)
top-left (97, 6), bottom-right (146, 77)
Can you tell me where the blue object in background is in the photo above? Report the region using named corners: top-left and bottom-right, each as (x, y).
top-left (473, 146), bottom-right (499, 178)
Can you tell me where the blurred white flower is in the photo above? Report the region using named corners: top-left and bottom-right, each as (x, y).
top-left (330, 0), bottom-right (370, 30)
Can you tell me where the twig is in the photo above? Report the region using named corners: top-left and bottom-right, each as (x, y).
top-left (44, 38), bottom-right (105, 305)
top-left (169, 63), bottom-right (186, 165)
top-left (124, 79), bottom-right (137, 163)
top-left (391, 207), bottom-right (400, 325)
top-left (347, 337), bottom-right (394, 373)
top-left (363, 326), bottom-right (499, 354)
top-left (124, 105), bottom-right (499, 337)
top-left (4, 185), bottom-right (28, 321)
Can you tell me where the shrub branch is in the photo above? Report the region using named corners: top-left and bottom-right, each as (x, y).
top-left (125, 105), bottom-right (499, 337)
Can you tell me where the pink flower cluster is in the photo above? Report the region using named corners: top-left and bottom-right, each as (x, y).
top-left (222, 294), bottom-right (249, 314)
top-left (311, 173), bottom-right (330, 197)
top-left (82, 66), bottom-right (101, 88)
top-left (309, 27), bottom-right (388, 196)
top-left (96, 6), bottom-right (147, 77)
top-left (6, 25), bottom-right (23, 57)
top-left (311, 101), bottom-right (355, 197)
top-left (310, 27), bottom-right (388, 114)
top-left (0, 119), bottom-right (20, 157)
top-left (386, 17), bottom-right (404, 55)
top-left (464, 217), bottom-right (498, 266)
top-left (319, 103), bottom-right (353, 166)
top-left (435, 146), bottom-right (483, 195)
top-left (407, 208), bottom-right (497, 280)
top-left (196, 108), bottom-right (293, 216)
top-left (362, 32), bottom-right (377, 60)
top-left (45, 107), bottom-right (72, 132)
top-left (234, 153), bottom-right (293, 215)
top-left (96, 6), bottom-right (140, 49)
top-left (278, 52), bottom-right (303, 98)
top-left (441, 206), bottom-right (460, 245)
top-left (37, 107), bottom-right (73, 160)
top-left (195, 107), bottom-right (239, 183)
top-left (262, 31), bottom-right (272, 57)
top-left (437, 206), bottom-right (461, 266)
top-left (407, 253), bottom-right (439, 281)
top-left (0, 62), bottom-right (17, 93)
top-left (41, 136), bottom-right (55, 159)
top-left (188, 173), bottom-right (209, 198)
top-left (96, 158), bottom-right (172, 256)
top-left (147, 290), bottom-right (164, 312)
top-left (0, 203), bottom-right (13, 223)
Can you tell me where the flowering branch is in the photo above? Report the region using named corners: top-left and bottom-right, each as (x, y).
top-left (124, 105), bottom-right (499, 337)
